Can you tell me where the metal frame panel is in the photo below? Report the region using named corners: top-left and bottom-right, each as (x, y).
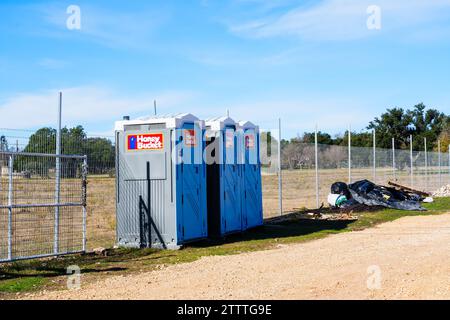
top-left (0, 152), bottom-right (87, 263)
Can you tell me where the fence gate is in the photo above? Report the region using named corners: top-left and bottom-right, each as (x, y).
top-left (0, 152), bottom-right (87, 263)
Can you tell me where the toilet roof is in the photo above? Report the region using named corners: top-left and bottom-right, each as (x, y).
top-left (115, 113), bottom-right (204, 130)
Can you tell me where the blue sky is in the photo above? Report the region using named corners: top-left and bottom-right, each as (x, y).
top-left (0, 0), bottom-right (449, 138)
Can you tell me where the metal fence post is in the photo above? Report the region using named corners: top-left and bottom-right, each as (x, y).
top-left (348, 126), bottom-right (351, 184)
top-left (278, 119), bottom-right (282, 216)
top-left (438, 140), bottom-right (441, 187)
top-left (424, 137), bottom-right (428, 192)
top-left (315, 125), bottom-right (319, 209)
top-left (82, 155), bottom-right (88, 252)
top-left (54, 92), bottom-right (62, 254)
top-left (7, 155), bottom-right (14, 261)
top-left (373, 129), bottom-right (376, 182)
top-left (392, 138), bottom-right (396, 181)
top-left (410, 135), bottom-right (413, 188)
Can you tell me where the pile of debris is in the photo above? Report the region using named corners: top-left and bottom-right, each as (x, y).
top-left (432, 185), bottom-right (450, 198)
top-left (328, 180), bottom-right (431, 211)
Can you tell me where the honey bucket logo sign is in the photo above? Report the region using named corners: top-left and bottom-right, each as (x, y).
top-left (245, 134), bottom-right (255, 149)
top-left (184, 129), bottom-right (197, 147)
top-left (225, 131), bottom-right (234, 148)
top-left (127, 133), bottom-right (164, 151)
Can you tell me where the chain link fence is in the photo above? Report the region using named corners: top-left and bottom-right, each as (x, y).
top-left (261, 128), bottom-right (450, 217)
top-left (1, 126), bottom-right (449, 252)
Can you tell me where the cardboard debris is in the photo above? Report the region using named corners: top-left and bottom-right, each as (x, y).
top-left (433, 184), bottom-right (450, 198)
top-left (388, 181), bottom-right (430, 197)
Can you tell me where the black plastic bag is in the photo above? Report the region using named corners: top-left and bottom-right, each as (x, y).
top-left (331, 182), bottom-right (352, 199)
top-left (348, 180), bottom-right (425, 211)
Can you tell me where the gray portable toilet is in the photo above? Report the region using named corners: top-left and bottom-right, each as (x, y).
top-left (204, 117), bottom-right (242, 237)
top-left (238, 121), bottom-right (263, 230)
top-left (115, 113), bottom-right (207, 249)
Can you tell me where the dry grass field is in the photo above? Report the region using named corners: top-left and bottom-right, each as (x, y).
top-left (85, 168), bottom-right (447, 250)
top-left (2, 168), bottom-right (447, 253)
top-left (262, 167), bottom-right (444, 217)
top-left (86, 176), bottom-right (116, 249)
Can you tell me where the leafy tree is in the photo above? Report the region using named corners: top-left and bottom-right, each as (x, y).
top-left (408, 103), bottom-right (449, 150)
top-left (20, 126), bottom-right (115, 177)
top-left (436, 124), bottom-right (450, 153)
top-left (367, 108), bottom-right (413, 149)
top-left (23, 127), bottom-right (57, 154)
top-left (367, 104), bottom-right (449, 150)
top-left (302, 131), bottom-right (334, 145)
top-left (61, 126), bottom-right (86, 155)
top-left (84, 137), bottom-right (115, 174)
top-left (338, 131), bottom-right (373, 148)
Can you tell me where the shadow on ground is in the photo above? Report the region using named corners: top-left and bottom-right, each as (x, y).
top-left (188, 215), bottom-right (355, 248)
top-left (0, 265), bottom-right (127, 281)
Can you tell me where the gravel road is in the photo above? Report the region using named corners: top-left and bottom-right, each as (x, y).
top-left (30, 213), bottom-right (450, 300)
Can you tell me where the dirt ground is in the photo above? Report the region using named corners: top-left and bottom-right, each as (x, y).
top-left (28, 213), bottom-right (450, 300)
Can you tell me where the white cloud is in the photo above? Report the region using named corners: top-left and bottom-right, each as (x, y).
top-left (232, 0), bottom-right (297, 12)
top-left (190, 47), bottom-right (303, 66)
top-left (0, 86), bottom-right (197, 130)
top-left (29, 3), bottom-right (170, 50)
top-left (229, 0), bottom-right (450, 41)
top-left (38, 58), bottom-right (68, 69)
top-left (0, 87), bottom-right (387, 138)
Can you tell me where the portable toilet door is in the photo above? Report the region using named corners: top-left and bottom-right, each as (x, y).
top-left (239, 121), bottom-right (263, 230)
top-left (205, 117), bottom-right (242, 236)
top-left (175, 121), bottom-right (208, 242)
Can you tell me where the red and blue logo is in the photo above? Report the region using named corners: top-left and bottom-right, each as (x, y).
top-left (127, 133), bottom-right (164, 151)
top-left (128, 135), bottom-right (138, 150)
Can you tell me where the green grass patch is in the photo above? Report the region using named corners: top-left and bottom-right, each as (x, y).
top-left (0, 277), bottom-right (44, 293)
top-left (1, 197), bottom-right (449, 297)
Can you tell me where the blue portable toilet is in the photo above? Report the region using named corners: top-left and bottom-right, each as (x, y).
top-left (115, 113), bottom-right (207, 249)
top-left (238, 121), bottom-right (263, 230)
top-left (204, 117), bottom-right (242, 237)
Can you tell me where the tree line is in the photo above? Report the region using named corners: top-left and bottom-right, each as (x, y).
top-left (19, 126), bottom-right (115, 176)
top-left (279, 104), bottom-right (449, 170)
top-left (2, 103), bottom-right (449, 174)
